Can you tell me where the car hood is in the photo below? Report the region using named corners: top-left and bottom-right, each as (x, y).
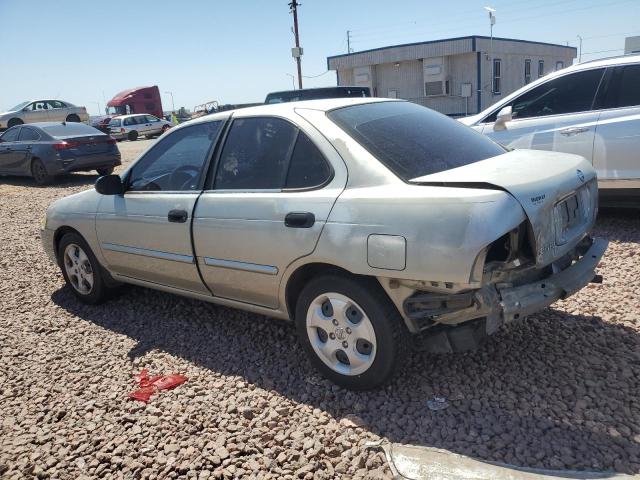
top-left (410, 149), bottom-right (598, 266)
top-left (457, 114), bottom-right (480, 126)
top-left (0, 110), bottom-right (18, 118)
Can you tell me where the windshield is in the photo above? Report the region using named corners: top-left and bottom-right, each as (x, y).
top-left (107, 105), bottom-right (128, 115)
top-left (328, 101), bottom-right (506, 181)
top-left (9, 101), bottom-right (30, 111)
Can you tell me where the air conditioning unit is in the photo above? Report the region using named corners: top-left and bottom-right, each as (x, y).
top-left (423, 56), bottom-right (450, 97)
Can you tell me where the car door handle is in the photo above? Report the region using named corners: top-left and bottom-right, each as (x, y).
top-left (560, 127), bottom-right (589, 136)
top-left (168, 209), bottom-right (188, 223)
top-left (285, 212), bottom-right (315, 228)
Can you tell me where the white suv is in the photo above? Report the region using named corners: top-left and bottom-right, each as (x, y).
top-left (108, 114), bottom-right (171, 141)
top-left (461, 54), bottom-right (640, 206)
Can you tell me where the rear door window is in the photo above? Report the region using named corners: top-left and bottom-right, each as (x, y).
top-left (213, 117), bottom-right (298, 190)
top-left (285, 132), bottom-right (332, 189)
top-left (329, 101), bottom-right (505, 180)
top-left (124, 117), bottom-right (137, 126)
top-left (18, 127), bottom-right (41, 141)
top-left (597, 64), bottom-right (640, 109)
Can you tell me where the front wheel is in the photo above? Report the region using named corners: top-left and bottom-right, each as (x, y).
top-left (57, 232), bottom-right (111, 304)
top-left (295, 275), bottom-right (409, 390)
top-left (96, 167), bottom-right (114, 176)
top-left (8, 118), bottom-right (23, 128)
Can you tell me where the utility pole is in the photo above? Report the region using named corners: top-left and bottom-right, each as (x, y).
top-left (347, 30), bottom-right (352, 53)
top-left (289, 0), bottom-right (303, 89)
top-left (577, 35), bottom-right (583, 62)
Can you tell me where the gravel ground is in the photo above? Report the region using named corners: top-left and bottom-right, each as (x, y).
top-left (1, 139), bottom-right (639, 479)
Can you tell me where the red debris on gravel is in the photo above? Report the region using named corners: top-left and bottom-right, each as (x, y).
top-left (128, 369), bottom-right (188, 403)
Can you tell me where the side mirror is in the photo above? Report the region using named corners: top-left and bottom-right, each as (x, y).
top-left (95, 174), bottom-right (124, 195)
top-left (494, 106), bottom-right (513, 131)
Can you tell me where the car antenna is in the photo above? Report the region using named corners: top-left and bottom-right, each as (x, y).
top-left (62, 121), bottom-right (66, 126)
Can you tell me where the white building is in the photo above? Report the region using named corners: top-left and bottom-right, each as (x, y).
top-left (624, 36), bottom-right (640, 54)
top-left (327, 35), bottom-right (576, 116)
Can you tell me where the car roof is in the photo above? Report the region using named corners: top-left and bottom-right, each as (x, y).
top-left (179, 97), bottom-right (398, 127)
top-left (111, 113), bottom-right (156, 119)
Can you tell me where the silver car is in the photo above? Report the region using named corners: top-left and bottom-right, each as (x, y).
top-left (41, 99), bottom-right (607, 389)
top-left (0, 100), bottom-right (89, 130)
top-left (460, 54), bottom-right (640, 206)
top-left (108, 114), bottom-right (172, 141)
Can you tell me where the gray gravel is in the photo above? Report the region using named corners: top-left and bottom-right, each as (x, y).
top-left (1, 139), bottom-right (639, 478)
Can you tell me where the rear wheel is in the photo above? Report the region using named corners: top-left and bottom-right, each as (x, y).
top-left (128, 130), bottom-right (138, 141)
top-left (66, 114), bottom-right (80, 122)
top-left (96, 167), bottom-right (114, 176)
top-left (295, 275), bottom-right (409, 390)
top-left (57, 232), bottom-right (112, 304)
top-left (8, 118), bottom-right (23, 128)
top-left (31, 159), bottom-right (52, 185)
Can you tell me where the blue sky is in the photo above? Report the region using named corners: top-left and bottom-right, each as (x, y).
top-left (1, 0), bottom-right (638, 115)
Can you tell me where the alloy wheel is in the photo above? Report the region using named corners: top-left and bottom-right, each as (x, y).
top-left (63, 243), bottom-right (94, 295)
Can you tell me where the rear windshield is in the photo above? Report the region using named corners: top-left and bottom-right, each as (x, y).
top-left (42, 123), bottom-right (99, 138)
top-left (109, 119), bottom-right (121, 127)
top-left (328, 101), bottom-right (506, 180)
top-left (266, 87), bottom-right (370, 104)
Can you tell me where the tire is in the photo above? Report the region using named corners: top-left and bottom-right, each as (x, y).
top-left (96, 167), bottom-right (114, 176)
top-left (7, 118), bottom-right (23, 128)
top-left (128, 130), bottom-right (138, 141)
top-left (66, 114), bottom-right (80, 122)
top-left (57, 232), bottom-right (112, 304)
top-left (31, 158), bottom-right (52, 185)
top-left (295, 275), bottom-right (409, 390)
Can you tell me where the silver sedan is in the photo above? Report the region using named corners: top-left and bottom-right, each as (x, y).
top-left (41, 98), bottom-right (607, 389)
top-left (0, 100), bottom-right (89, 129)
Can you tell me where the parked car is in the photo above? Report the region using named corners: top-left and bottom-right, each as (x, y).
top-left (265, 86), bottom-right (371, 104)
top-left (41, 99), bottom-right (606, 389)
top-left (0, 122), bottom-right (121, 185)
top-left (460, 54), bottom-right (640, 206)
top-left (0, 100), bottom-right (89, 130)
top-left (108, 114), bottom-right (171, 141)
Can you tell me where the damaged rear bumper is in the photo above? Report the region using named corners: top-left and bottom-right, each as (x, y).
top-left (405, 237), bottom-right (608, 342)
top-left (498, 237), bottom-right (608, 324)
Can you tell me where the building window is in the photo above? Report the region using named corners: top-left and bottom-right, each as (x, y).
top-left (556, 61), bottom-right (565, 71)
top-left (525, 59), bottom-right (531, 84)
top-left (538, 60), bottom-right (544, 78)
top-left (493, 59), bottom-right (501, 94)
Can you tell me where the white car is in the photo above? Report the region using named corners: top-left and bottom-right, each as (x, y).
top-left (108, 114), bottom-right (172, 141)
top-left (460, 54), bottom-right (640, 206)
top-left (41, 99), bottom-right (606, 389)
top-left (0, 100), bottom-right (89, 130)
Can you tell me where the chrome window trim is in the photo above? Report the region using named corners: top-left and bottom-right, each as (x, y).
top-left (203, 256), bottom-right (279, 276)
top-left (101, 242), bottom-right (194, 264)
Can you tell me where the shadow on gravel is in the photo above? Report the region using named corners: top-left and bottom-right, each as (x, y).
top-left (0, 173), bottom-right (98, 188)
top-left (51, 285), bottom-right (640, 474)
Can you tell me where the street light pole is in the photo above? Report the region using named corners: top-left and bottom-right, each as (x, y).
top-left (577, 35), bottom-right (583, 62)
top-left (165, 91), bottom-right (175, 112)
top-left (484, 7), bottom-right (496, 94)
top-left (90, 101), bottom-right (101, 116)
top-left (286, 74), bottom-right (296, 89)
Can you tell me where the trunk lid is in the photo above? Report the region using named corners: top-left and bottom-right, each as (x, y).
top-left (410, 149), bottom-right (598, 266)
top-left (55, 134), bottom-right (116, 156)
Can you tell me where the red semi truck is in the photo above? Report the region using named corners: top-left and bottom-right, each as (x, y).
top-left (106, 86), bottom-right (164, 118)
